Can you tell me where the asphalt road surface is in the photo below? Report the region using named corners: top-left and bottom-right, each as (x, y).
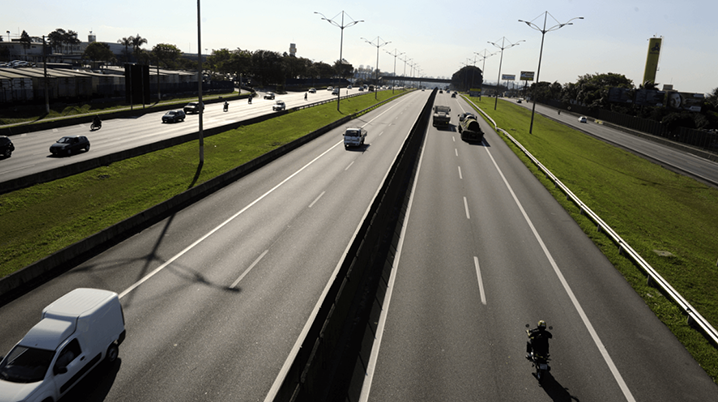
top-left (512, 98), bottom-right (718, 186)
top-left (359, 92), bottom-right (718, 401)
top-left (0, 90), bottom-right (429, 402)
top-left (0, 87), bottom-right (377, 185)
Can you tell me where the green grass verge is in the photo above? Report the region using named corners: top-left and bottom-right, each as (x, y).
top-left (468, 96), bottom-right (718, 382)
top-left (0, 90), bottom-right (409, 278)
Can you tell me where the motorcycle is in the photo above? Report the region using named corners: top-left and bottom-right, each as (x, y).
top-left (90, 120), bottom-right (102, 131)
top-left (223, 102), bottom-right (229, 112)
top-left (525, 324), bottom-right (552, 383)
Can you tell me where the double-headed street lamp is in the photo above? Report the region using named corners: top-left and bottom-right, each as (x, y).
top-left (488, 37), bottom-right (524, 110)
top-left (474, 50), bottom-right (496, 99)
top-left (315, 11), bottom-right (363, 111)
top-left (361, 36), bottom-right (390, 100)
top-left (385, 49), bottom-right (404, 93)
top-left (520, 11), bottom-right (583, 134)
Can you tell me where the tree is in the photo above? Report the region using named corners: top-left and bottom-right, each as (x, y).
top-left (48, 29), bottom-right (67, 53)
top-left (152, 43), bottom-right (182, 69)
top-left (451, 66), bottom-right (483, 91)
top-left (251, 49), bottom-right (283, 86)
top-left (83, 42), bottom-right (115, 65)
top-left (333, 59), bottom-right (354, 79)
top-left (19, 31), bottom-right (32, 60)
top-left (131, 34), bottom-right (148, 63)
top-left (63, 30), bottom-right (80, 54)
top-left (117, 36), bottom-right (133, 62)
top-left (572, 72), bottom-right (633, 109)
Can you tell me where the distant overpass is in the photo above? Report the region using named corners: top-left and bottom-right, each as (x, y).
top-left (379, 75), bottom-right (451, 84)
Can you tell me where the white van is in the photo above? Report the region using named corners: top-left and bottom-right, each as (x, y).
top-left (0, 288), bottom-right (126, 402)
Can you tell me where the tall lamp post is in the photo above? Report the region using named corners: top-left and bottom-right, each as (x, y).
top-left (474, 50), bottom-right (496, 99)
top-left (520, 11), bottom-right (583, 133)
top-left (488, 37), bottom-right (524, 110)
top-left (315, 11), bottom-right (363, 111)
top-left (361, 36), bottom-right (390, 100)
top-left (197, 0), bottom-right (204, 163)
top-left (385, 49), bottom-right (404, 94)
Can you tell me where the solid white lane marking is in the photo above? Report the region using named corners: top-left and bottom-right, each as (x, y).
top-left (308, 191), bottom-right (325, 208)
top-left (464, 196), bottom-right (470, 219)
top-left (474, 256), bottom-right (486, 305)
top-left (358, 116), bottom-right (428, 402)
top-left (231, 250), bottom-right (268, 288)
top-left (458, 166), bottom-right (463, 180)
top-left (483, 147), bottom-right (636, 402)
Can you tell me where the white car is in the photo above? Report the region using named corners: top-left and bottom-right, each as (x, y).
top-left (272, 100), bottom-right (286, 111)
top-left (264, 92), bottom-right (275, 100)
top-left (308, 88), bottom-right (316, 93)
top-left (578, 116), bottom-right (588, 123)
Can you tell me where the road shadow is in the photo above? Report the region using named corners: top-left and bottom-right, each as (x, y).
top-left (188, 160), bottom-right (203, 189)
top-left (344, 144), bottom-right (371, 152)
top-left (59, 358), bottom-right (122, 402)
top-left (533, 372), bottom-right (581, 402)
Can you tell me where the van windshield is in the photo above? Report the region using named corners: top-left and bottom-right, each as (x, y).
top-left (0, 345), bottom-right (55, 383)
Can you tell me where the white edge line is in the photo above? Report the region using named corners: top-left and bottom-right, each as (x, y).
top-left (358, 119), bottom-right (428, 402)
top-left (264, 92), bottom-right (419, 402)
top-left (483, 146), bottom-right (636, 402)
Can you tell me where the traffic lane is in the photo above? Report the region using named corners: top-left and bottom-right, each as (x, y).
top-left (0, 87), bottom-right (378, 183)
top-left (366, 105), bottom-right (716, 401)
top-left (0, 91), bottom-right (430, 401)
top-left (477, 98), bottom-right (718, 400)
top-left (515, 100), bottom-right (718, 184)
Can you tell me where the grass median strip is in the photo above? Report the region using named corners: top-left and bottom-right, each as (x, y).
top-left (469, 96), bottom-right (718, 382)
top-left (0, 90), bottom-right (409, 279)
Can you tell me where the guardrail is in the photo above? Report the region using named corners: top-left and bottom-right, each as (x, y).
top-left (464, 96), bottom-right (718, 347)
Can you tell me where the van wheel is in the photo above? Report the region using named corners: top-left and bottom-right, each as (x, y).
top-left (106, 343), bottom-right (119, 363)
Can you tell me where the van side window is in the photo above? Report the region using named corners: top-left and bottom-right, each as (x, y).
top-left (55, 339), bottom-right (82, 369)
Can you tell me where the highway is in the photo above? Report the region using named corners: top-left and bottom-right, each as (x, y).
top-left (0, 87), bottom-right (371, 185)
top-left (512, 99), bottom-right (718, 186)
top-left (359, 92), bottom-right (718, 401)
top-left (0, 90), bottom-right (429, 401)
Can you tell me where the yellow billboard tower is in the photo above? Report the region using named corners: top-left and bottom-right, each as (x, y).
top-left (643, 37), bottom-right (662, 87)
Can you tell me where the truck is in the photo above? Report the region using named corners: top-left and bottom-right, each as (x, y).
top-left (432, 105), bottom-right (451, 127)
top-left (343, 127), bottom-right (367, 149)
top-left (0, 288), bottom-right (126, 402)
top-left (458, 113), bottom-right (484, 143)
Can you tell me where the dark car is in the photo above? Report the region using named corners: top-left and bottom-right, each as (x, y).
top-left (50, 136), bottom-right (90, 156)
top-left (183, 102), bottom-right (204, 114)
top-left (0, 136), bottom-right (14, 158)
top-left (162, 110), bottom-right (186, 123)
top-left (264, 92), bottom-right (275, 100)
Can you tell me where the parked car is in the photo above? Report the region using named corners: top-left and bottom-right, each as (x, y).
top-left (0, 136), bottom-right (14, 158)
top-left (183, 102), bottom-right (204, 114)
top-left (162, 110), bottom-right (186, 123)
top-left (0, 288), bottom-right (126, 402)
top-left (308, 88), bottom-right (317, 93)
top-left (578, 116), bottom-right (588, 123)
top-left (50, 136), bottom-right (90, 156)
top-left (264, 92), bottom-right (275, 100)
top-left (273, 100), bottom-right (286, 111)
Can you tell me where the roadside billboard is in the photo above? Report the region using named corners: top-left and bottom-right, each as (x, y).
top-left (520, 71), bottom-right (535, 81)
top-left (642, 37), bottom-right (662, 86)
top-left (667, 91), bottom-right (704, 112)
top-left (502, 74), bottom-right (516, 81)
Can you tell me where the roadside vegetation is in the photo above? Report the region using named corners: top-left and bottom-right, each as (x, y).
top-left (0, 89), bottom-right (408, 279)
top-left (468, 95), bottom-right (718, 382)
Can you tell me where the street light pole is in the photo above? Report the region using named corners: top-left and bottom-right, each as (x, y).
top-left (197, 0), bottom-right (204, 164)
top-left (488, 37), bottom-right (524, 110)
top-left (520, 11), bottom-right (583, 133)
top-left (385, 49), bottom-right (404, 94)
top-left (362, 36), bottom-right (390, 100)
top-left (316, 11), bottom-right (363, 111)
top-left (474, 50), bottom-right (496, 100)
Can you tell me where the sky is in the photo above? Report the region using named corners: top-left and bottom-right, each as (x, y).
top-left (4, 0), bottom-right (717, 94)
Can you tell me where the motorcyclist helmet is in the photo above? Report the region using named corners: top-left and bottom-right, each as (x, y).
top-left (538, 320), bottom-right (546, 329)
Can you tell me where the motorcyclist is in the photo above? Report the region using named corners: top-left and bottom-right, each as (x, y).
top-left (92, 115), bottom-right (102, 130)
top-left (223, 101), bottom-right (229, 112)
top-left (248, 95), bottom-right (252, 104)
top-left (304, 92), bottom-right (307, 100)
top-left (526, 320), bottom-right (552, 359)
